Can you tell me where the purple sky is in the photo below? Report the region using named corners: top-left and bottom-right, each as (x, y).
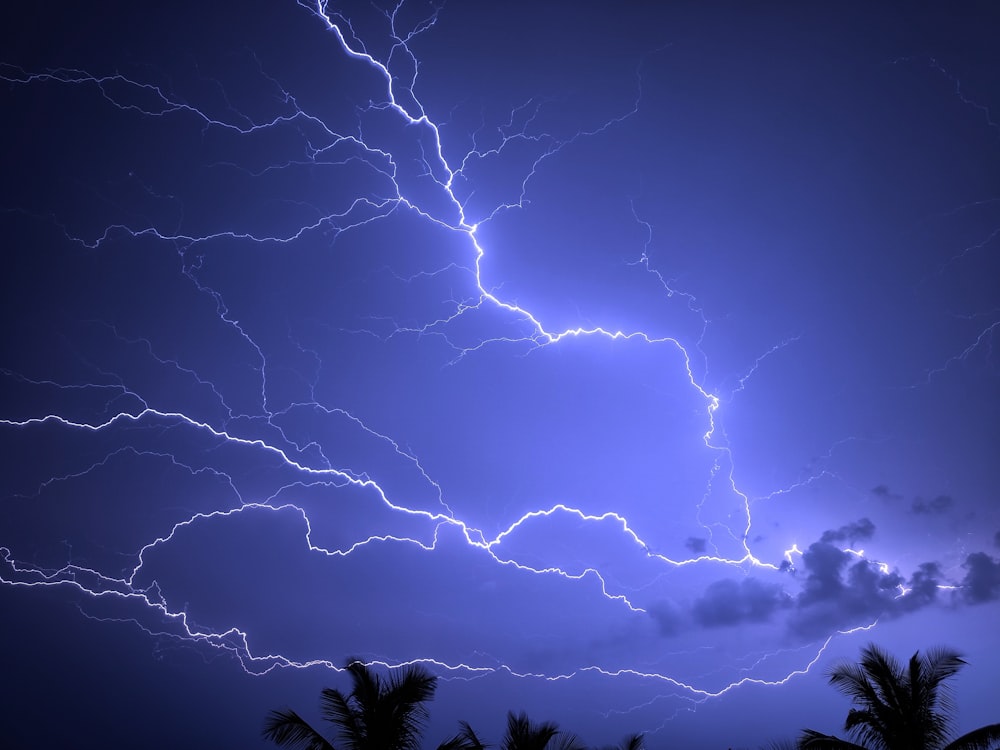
top-left (2, 2), bottom-right (999, 748)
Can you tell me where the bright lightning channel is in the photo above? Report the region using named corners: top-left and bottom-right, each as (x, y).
top-left (0, 0), bottom-right (914, 728)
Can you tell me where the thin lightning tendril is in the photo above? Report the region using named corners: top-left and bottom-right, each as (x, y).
top-left (0, 0), bottom-right (975, 730)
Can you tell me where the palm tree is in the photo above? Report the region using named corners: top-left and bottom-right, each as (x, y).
top-left (500, 711), bottom-right (585, 750)
top-left (799, 643), bottom-right (1000, 750)
top-left (441, 712), bottom-right (638, 750)
top-left (263, 658), bottom-right (437, 750)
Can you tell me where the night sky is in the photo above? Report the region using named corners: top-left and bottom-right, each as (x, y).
top-left (2, 2), bottom-right (999, 748)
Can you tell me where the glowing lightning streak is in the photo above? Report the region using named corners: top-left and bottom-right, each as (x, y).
top-left (0, 0), bottom-right (920, 729)
top-left (1, 0), bottom-right (782, 677)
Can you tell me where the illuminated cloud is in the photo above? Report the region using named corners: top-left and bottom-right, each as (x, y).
top-left (897, 562), bottom-right (943, 612)
top-left (789, 542), bottom-right (903, 638)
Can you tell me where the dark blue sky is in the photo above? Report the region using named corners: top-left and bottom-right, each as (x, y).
top-left (2, 2), bottom-right (999, 748)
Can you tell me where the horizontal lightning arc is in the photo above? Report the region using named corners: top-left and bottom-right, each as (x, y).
top-left (1, 1), bottom-right (932, 730)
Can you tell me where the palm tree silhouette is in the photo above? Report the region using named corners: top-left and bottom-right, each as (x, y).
top-left (441, 712), bottom-right (639, 750)
top-left (262, 658), bottom-right (437, 750)
top-left (499, 712), bottom-right (585, 750)
top-left (799, 643), bottom-right (1000, 750)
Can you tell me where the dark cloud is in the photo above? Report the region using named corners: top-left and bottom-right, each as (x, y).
top-left (647, 599), bottom-right (684, 637)
top-left (789, 542), bottom-right (904, 638)
top-left (994, 530), bottom-right (1000, 548)
top-left (912, 494), bottom-right (954, 515)
top-left (897, 562), bottom-right (941, 612)
top-left (692, 577), bottom-right (789, 628)
top-left (796, 543), bottom-right (850, 605)
top-left (871, 484), bottom-right (901, 501)
top-left (669, 534), bottom-right (1000, 641)
top-left (961, 552), bottom-right (1000, 603)
top-left (684, 536), bottom-right (707, 554)
top-left (673, 535), bottom-right (951, 640)
top-left (819, 517), bottom-right (875, 545)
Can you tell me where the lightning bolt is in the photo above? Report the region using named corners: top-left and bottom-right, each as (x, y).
top-left (1, 1), bottom-right (992, 741)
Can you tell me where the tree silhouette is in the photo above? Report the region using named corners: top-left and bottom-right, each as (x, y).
top-left (438, 721), bottom-right (490, 750)
top-left (263, 667), bottom-right (646, 750)
top-left (799, 643), bottom-right (1000, 750)
top-left (500, 712), bottom-right (585, 750)
top-left (262, 658), bottom-right (437, 750)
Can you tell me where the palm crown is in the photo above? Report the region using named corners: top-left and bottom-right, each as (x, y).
top-left (263, 659), bottom-right (437, 750)
top-left (500, 711), bottom-right (584, 750)
top-left (799, 643), bottom-right (1000, 750)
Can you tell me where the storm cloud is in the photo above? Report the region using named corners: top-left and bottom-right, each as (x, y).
top-left (684, 536), bottom-right (708, 554)
top-left (819, 517), bottom-right (876, 545)
top-left (961, 552), bottom-right (1000, 604)
top-left (912, 495), bottom-right (955, 515)
top-left (692, 577), bottom-right (790, 628)
top-left (789, 541), bottom-right (904, 637)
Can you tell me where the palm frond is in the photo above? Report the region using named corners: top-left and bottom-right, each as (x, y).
top-left (942, 724), bottom-right (1000, 750)
top-left (907, 652), bottom-right (943, 749)
top-left (921, 648), bottom-right (966, 691)
top-left (438, 722), bottom-right (490, 750)
top-left (320, 686), bottom-right (364, 750)
top-left (441, 721), bottom-right (490, 750)
top-left (502, 711), bottom-right (559, 750)
top-left (549, 732), bottom-right (586, 750)
top-left (347, 658), bottom-right (382, 719)
top-left (859, 644), bottom-right (906, 716)
top-left (829, 664), bottom-right (893, 750)
top-left (798, 729), bottom-right (869, 750)
top-left (617, 733), bottom-right (645, 750)
top-left (920, 648), bottom-right (966, 741)
top-left (383, 664), bottom-right (437, 750)
top-left (262, 708), bottom-right (336, 750)
top-left (264, 658), bottom-right (442, 750)
top-left (829, 663), bottom-right (883, 710)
